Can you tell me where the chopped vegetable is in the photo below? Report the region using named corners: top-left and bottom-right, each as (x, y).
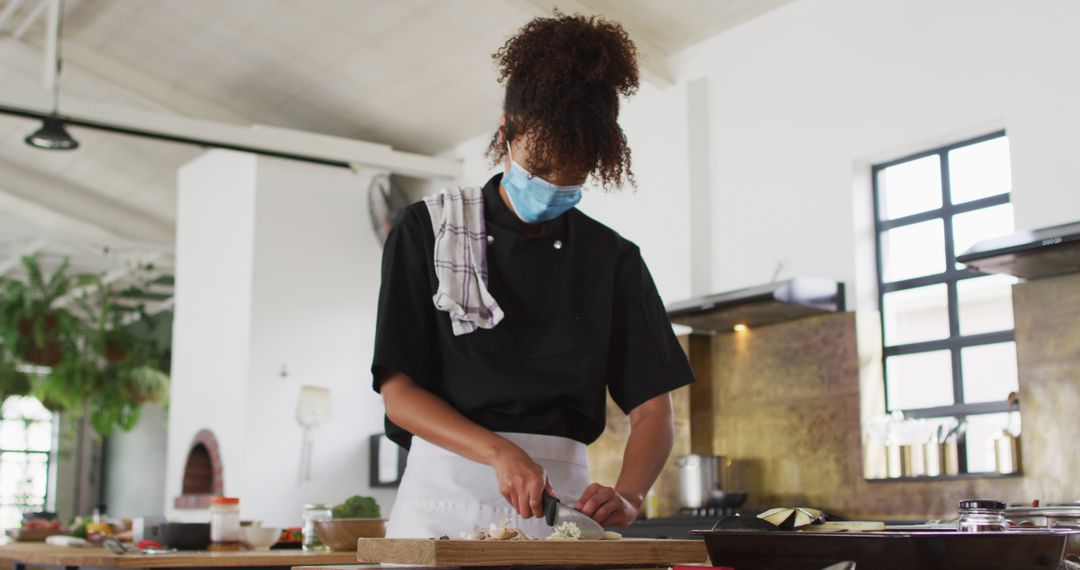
top-left (547, 521), bottom-right (582, 541)
top-left (454, 519), bottom-right (622, 541)
top-left (278, 527), bottom-right (303, 543)
top-left (331, 495), bottom-right (381, 519)
top-left (23, 518), bottom-right (63, 531)
top-left (459, 521), bottom-right (534, 541)
top-left (71, 522), bottom-right (88, 539)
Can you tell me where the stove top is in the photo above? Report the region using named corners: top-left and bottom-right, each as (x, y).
top-left (679, 506), bottom-right (741, 518)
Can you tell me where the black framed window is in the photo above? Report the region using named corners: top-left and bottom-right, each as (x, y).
top-left (0, 396), bottom-right (55, 529)
top-left (872, 131), bottom-right (1020, 474)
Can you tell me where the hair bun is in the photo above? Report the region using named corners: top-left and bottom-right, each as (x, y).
top-left (487, 11), bottom-right (639, 190)
top-left (493, 11), bottom-right (639, 96)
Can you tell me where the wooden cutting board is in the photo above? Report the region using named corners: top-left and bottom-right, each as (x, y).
top-left (356, 538), bottom-right (709, 567)
top-left (798, 521), bottom-right (886, 532)
top-left (4, 528), bottom-right (69, 542)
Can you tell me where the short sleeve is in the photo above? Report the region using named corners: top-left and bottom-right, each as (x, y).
top-left (371, 206), bottom-right (439, 393)
top-left (606, 246), bottom-right (695, 414)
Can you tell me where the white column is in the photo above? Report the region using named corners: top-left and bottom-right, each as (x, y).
top-left (166, 150), bottom-right (397, 525)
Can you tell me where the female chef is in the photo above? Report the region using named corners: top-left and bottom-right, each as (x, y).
top-left (371, 12), bottom-right (694, 538)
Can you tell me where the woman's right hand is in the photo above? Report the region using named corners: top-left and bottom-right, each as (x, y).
top-left (490, 442), bottom-right (554, 519)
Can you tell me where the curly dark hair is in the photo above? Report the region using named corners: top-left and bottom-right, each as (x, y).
top-left (486, 11), bottom-right (639, 190)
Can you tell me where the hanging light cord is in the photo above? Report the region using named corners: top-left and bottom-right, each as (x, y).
top-left (51, 0), bottom-right (65, 115)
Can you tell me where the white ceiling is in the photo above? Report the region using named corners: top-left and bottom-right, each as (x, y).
top-left (0, 0), bottom-right (794, 287)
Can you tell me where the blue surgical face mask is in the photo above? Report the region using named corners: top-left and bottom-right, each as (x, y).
top-left (502, 141), bottom-right (583, 223)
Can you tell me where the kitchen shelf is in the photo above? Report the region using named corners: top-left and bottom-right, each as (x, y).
top-left (865, 471), bottom-right (1023, 483)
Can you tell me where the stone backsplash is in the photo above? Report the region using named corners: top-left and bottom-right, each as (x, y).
top-left (588, 271), bottom-right (1080, 521)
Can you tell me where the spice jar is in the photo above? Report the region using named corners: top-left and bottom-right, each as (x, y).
top-left (210, 496), bottom-right (241, 543)
top-left (957, 499), bottom-right (1007, 532)
top-left (302, 503), bottom-right (332, 551)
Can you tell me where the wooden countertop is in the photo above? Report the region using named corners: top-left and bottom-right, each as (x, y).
top-left (0, 542), bottom-right (359, 568)
top-left (292, 567), bottom-right (679, 570)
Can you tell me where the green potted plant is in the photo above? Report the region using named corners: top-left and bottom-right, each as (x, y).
top-left (0, 256), bottom-right (80, 367)
top-left (37, 273), bottom-right (170, 437)
top-left (1, 254), bottom-right (171, 437)
top-left (0, 341), bottom-right (32, 404)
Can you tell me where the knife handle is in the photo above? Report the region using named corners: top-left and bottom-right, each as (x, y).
top-left (542, 491), bottom-right (558, 527)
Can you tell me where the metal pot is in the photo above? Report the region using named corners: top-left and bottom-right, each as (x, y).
top-left (673, 453), bottom-right (725, 507)
top-left (1007, 504), bottom-right (1080, 530)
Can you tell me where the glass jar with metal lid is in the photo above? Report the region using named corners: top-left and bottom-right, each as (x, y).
top-left (302, 503), bottom-right (332, 551)
top-left (210, 496), bottom-right (241, 543)
top-left (957, 499), bottom-right (1007, 532)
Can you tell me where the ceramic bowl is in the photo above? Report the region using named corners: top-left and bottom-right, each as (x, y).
top-left (242, 526), bottom-right (280, 550)
top-left (314, 519), bottom-right (386, 551)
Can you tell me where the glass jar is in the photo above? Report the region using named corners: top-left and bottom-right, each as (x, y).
top-left (302, 503), bottom-right (332, 551)
top-left (210, 497), bottom-right (241, 543)
top-left (957, 499), bottom-right (1007, 532)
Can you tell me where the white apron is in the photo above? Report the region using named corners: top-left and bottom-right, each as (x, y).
top-left (385, 432), bottom-right (590, 539)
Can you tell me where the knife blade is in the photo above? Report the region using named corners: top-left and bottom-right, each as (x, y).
top-left (542, 492), bottom-right (607, 540)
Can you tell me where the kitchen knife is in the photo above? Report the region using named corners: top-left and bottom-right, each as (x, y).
top-left (542, 492), bottom-right (607, 540)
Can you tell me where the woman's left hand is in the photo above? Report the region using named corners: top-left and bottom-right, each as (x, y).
top-left (574, 483), bottom-right (642, 527)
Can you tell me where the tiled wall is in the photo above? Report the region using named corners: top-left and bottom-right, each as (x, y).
top-left (702, 271), bottom-right (1080, 520)
top-left (590, 272), bottom-right (1080, 521)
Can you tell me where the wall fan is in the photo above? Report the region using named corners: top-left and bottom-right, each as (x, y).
top-left (367, 173), bottom-right (410, 245)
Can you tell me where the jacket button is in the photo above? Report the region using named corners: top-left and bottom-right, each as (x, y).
top-left (553, 240), bottom-right (563, 250)
top-left (487, 235), bottom-right (495, 245)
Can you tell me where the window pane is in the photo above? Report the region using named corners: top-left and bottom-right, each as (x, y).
top-left (886, 350), bottom-right (954, 410)
top-left (958, 275), bottom-right (1018, 336)
top-left (878, 155), bottom-right (942, 220)
top-left (961, 342), bottom-right (1019, 404)
top-left (953, 203), bottom-right (1015, 257)
top-left (881, 219), bottom-right (945, 282)
top-left (26, 421), bottom-right (53, 453)
top-left (964, 411), bottom-right (1021, 473)
top-left (882, 284), bottom-right (949, 345)
top-left (0, 421), bottom-right (27, 452)
top-left (0, 453), bottom-right (48, 506)
top-left (949, 136), bottom-right (1011, 204)
top-left (0, 505), bottom-right (25, 531)
top-left (1, 397), bottom-right (52, 422)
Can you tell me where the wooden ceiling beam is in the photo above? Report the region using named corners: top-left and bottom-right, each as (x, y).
top-left (0, 154), bottom-right (175, 244)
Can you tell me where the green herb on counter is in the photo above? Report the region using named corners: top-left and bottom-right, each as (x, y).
top-left (331, 495), bottom-right (381, 519)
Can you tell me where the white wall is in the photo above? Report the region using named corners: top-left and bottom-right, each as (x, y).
top-left (665, 0), bottom-right (1080, 296)
top-left (167, 150), bottom-right (256, 521)
top-left (168, 150), bottom-right (394, 527)
top-left (241, 156), bottom-right (395, 526)
top-left (579, 82), bottom-right (693, 303)
top-left (103, 404), bottom-right (168, 518)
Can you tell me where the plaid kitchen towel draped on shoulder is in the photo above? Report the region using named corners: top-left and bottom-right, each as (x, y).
top-left (422, 187), bottom-right (504, 336)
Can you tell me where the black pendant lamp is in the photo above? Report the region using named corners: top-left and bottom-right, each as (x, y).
top-left (25, 116), bottom-right (78, 150)
top-left (25, 0), bottom-right (78, 151)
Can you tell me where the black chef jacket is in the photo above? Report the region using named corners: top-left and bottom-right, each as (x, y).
top-left (371, 173), bottom-right (694, 450)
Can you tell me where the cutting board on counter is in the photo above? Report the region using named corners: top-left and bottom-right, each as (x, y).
top-left (357, 538), bottom-right (709, 567)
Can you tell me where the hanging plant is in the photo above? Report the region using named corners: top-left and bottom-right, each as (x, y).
top-left (0, 255), bottom-right (171, 437)
top-left (0, 349), bottom-right (32, 405)
top-left (0, 257), bottom-right (80, 367)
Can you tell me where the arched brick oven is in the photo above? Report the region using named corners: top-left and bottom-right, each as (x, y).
top-left (174, 429), bottom-right (224, 509)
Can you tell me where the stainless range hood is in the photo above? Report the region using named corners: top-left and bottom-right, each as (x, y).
top-left (666, 277), bottom-right (846, 334)
top-left (957, 220), bottom-right (1080, 279)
